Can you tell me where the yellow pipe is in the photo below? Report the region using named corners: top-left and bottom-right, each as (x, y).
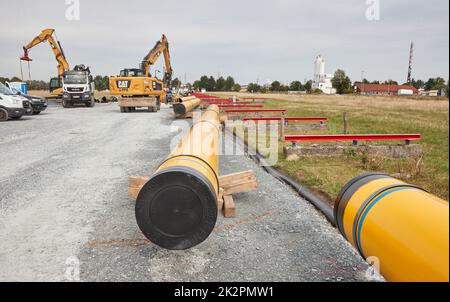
top-left (176, 96), bottom-right (197, 103)
top-left (135, 105), bottom-right (220, 250)
top-left (335, 173), bottom-right (449, 282)
top-left (173, 98), bottom-right (202, 117)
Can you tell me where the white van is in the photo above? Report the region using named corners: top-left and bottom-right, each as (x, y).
top-left (0, 82), bottom-right (30, 121)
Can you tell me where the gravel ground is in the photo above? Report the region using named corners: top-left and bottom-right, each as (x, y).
top-left (0, 102), bottom-right (381, 282)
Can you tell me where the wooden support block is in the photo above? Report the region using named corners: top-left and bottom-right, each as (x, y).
top-left (128, 176), bottom-right (150, 199)
top-left (217, 188), bottom-right (225, 211)
top-left (219, 170), bottom-right (256, 188)
top-left (223, 180), bottom-right (258, 196)
top-left (223, 195), bottom-right (236, 218)
top-left (219, 170), bottom-right (258, 196)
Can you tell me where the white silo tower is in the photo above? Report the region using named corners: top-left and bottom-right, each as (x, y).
top-left (312, 54), bottom-right (336, 94)
top-left (313, 55), bottom-right (325, 89)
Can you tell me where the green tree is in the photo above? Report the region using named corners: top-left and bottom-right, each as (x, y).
top-left (383, 79), bottom-right (398, 85)
top-left (270, 81), bottom-right (281, 91)
top-left (216, 76), bottom-right (226, 91)
top-left (410, 79), bottom-right (425, 89)
top-left (432, 77), bottom-right (446, 91)
top-left (247, 83), bottom-right (261, 93)
top-left (232, 83), bottom-right (241, 92)
top-left (10, 76), bottom-right (22, 82)
top-left (303, 80), bottom-right (312, 92)
top-left (198, 76), bottom-right (209, 90)
top-left (171, 78), bottom-right (181, 88)
top-left (0, 77), bottom-right (10, 84)
top-left (331, 69), bottom-right (352, 94)
top-left (193, 80), bottom-right (200, 90)
top-left (224, 76), bottom-right (235, 91)
top-left (289, 81), bottom-right (303, 91)
top-left (93, 75), bottom-right (108, 91)
top-left (207, 76), bottom-right (216, 91)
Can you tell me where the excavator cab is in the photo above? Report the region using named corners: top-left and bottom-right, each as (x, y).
top-left (49, 77), bottom-right (62, 92)
top-left (119, 69), bottom-right (145, 77)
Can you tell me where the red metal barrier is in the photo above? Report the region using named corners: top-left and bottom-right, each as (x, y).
top-left (242, 117), bottom-right (328, 122)
top-left (191, 93), bottom-right (218, 99)
top-left (219, 104), bottom-right (264, 108)
top-left (225, 109), bottom-right (287, 114)
top-left (204, 99), bottom-right (234, 103)
top-left (284, 134), bottom-right (422, 143)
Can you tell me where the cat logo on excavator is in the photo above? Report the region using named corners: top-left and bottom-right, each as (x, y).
top-left (116, 80), bottom-right (130, 90)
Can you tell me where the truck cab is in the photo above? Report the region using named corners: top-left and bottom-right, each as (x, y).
top-left (61, 65), bottom-right (95, 108)
top-left (0, 82), bottom-right (30, 121)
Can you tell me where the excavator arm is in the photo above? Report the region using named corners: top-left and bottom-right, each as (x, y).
top-left (140, 34), bottom-right (173, 87)
top-left (20, 28), bottom-right (70, 79)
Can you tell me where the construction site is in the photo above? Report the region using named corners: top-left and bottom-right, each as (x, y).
top-left (0, 0), bottom-right (449, 287)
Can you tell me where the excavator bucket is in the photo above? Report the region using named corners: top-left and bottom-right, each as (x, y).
top-left (20, 48), bottom-right (32, 62)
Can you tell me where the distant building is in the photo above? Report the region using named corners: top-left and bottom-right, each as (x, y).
top-left (354, 83), bottom-right (419, 96)
top-left (312, 55), bottom-right (336, 95)
top-left (419, 89), bottom-right (445, 97)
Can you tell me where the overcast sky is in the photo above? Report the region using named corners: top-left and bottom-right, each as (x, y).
top-left (0, 0), bottom-right (448, 84)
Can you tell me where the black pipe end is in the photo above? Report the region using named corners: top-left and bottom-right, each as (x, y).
top-left (173, 103), bottom-right (187, 116)
top-left (334, 173), bottom-right (390, 237)
top-left (135, 168), bottom-right (218, 250)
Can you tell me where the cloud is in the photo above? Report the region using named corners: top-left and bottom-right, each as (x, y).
top-left (0, 0), bottom-right (448, 84)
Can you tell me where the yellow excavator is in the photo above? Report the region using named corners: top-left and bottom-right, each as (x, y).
top-left (20, 28), bottom-right (69, 97)
top-left (109, 34), bottom-right (173, 113)
top-left (21, 29), bottom-right (95, 107)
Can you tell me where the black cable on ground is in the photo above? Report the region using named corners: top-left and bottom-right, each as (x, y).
top-left (224, 128), bottom-right (336, 226)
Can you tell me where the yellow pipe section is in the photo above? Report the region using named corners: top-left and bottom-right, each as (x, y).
top-left (335, 173), bottom-right (449, 282)
top-left (135, 105), bottom-right (220, 250)
top-left (176, 96), bottom-right (197, 103)
top-left (173, 98), bottom-right (202, 117)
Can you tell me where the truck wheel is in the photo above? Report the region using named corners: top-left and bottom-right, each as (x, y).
top-left (120, 107), bottom-right (126, 113)
top-left (87, 97), bottom-right (95, 107)
top-left (62, 100), bottom-right (70, 108)
top-left (0, 108), bottom-right (8, 121)
top-left (33, 111), bottom-right (41, 115)
top-left (11, 116), bottom-right (22, 120)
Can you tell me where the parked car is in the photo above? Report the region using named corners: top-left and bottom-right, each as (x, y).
top-left (6, 82), bottom-right (47, 115)
top-left (0, 82), bottom-right (31, 121)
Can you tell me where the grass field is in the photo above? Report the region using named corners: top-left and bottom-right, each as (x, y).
top-left (215, 92), bottom-right (449, 201)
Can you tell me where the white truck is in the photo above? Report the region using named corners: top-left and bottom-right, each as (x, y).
top-left (0, 82), bottom-right (31, 121)
top-left (61, 65), bottom-right (96, 108)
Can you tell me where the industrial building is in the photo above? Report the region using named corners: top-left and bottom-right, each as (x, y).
top-left (312, 55), bottom-right (336, 95)
top-left (354, 83), bottom-right (419, 96)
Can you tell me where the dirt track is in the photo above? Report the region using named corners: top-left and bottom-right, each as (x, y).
top-left (0, 102), bottom-right (380, 282)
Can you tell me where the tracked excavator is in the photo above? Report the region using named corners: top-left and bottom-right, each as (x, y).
top-left (20, 28), bottom-right (95, 107)
top-left (109, 34), bottom-right (173, 113)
